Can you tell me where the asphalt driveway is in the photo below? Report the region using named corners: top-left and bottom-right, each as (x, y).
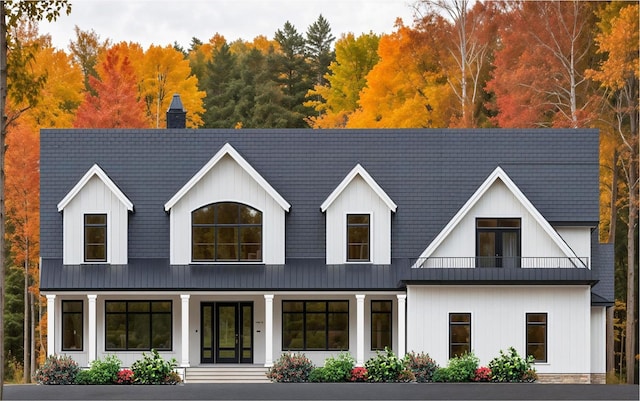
top-left (3, 383), bottom-right (639, 401)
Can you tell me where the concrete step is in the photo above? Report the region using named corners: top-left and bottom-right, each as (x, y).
top-left (185, 366), bottom-right (269, 383)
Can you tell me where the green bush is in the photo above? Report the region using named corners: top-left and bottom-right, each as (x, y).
top-left (308, 367), bottom-right (325, 382)
top-left (34, 355), bottom-right (80, 385)
top-left (74, 369), bottom-right (92, 385)
top-left (266, 353), bottom-right (315, 382)
top-left (131, 349), bottom-right (178, 385)
top-left (404, 351), bottom-right (439, 383)
top-left (78, 355), bottom-right (121, 384)
top-left (322, 352), bottom-right (355, 382)
top-left (489, 347), bottom-right (536, 382)
top-left (432, 367), bottom-right (451, 382)
top-left (364, 347), bottom-right (404, 382)
top-left (433, 352), bottom-right (479, 382)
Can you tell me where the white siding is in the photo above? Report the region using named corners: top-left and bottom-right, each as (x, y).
top-left (556, 227), bottom-right (591, 267)
top-left (169, 155), bottom-right (286, 264)
top-left (406, 285), bottom-right (592, 374)
top-left (590, 306), bottom-right (606, 374)
top-left (325, 176), bottom-right (392, 264)
top-left (62, 176), bottom-right (129, 264)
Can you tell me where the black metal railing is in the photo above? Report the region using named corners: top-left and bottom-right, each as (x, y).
top-left (413, 256), bottom-right (589, 269)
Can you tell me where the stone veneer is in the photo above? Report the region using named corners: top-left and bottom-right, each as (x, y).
top-left (537, 373), bottom-right (605, 384)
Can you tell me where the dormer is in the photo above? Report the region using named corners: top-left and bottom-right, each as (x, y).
top-left (57, 164), bottom-right (133, 265)
top-left (321, 164), bottom-right (397, 264)
top-left (164, 143), bottom-right (290, 264)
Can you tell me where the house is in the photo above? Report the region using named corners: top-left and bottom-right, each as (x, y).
top-left (39, 102), bottom-right (612, 383)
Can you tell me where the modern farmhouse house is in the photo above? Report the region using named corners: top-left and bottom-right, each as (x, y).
top-left (40, 112), bottom-right (612, 383)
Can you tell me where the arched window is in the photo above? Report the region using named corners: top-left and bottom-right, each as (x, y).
top-left (192, 202), bottom-right (262, 262)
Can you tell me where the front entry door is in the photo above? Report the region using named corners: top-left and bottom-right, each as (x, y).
top-left (201, 302), bottom-right (253, 364)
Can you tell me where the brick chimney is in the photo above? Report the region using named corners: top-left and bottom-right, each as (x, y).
top-left (166, 94), bottom-right (186, 129)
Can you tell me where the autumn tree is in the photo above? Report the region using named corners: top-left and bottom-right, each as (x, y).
top-left (68, 26), bottom-right (109, 93)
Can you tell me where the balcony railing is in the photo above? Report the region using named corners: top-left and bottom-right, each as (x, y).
top-left (414, 256), bottom-right (589, 269)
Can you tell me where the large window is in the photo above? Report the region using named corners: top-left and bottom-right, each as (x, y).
top-left (192, 202), bottom-right (262, 262)
top-left (526, 313), bottom-right (547, 362)
top-left (282, 301), bottom-right (349, 350)
top-left (371, 300), bottom-right (392, 350)
top-left (476, 218), bottom-right (520, 268)
top-left (105, 301), bottom-right (172, 351)
top-left (84, 214), bottom-right (107, 262)
top-left (347, 214), bottom-right (370, 261)
top-left (62, 301), bottom-right (83, 350)
top-left (449, 313), bottom-right (471, 358)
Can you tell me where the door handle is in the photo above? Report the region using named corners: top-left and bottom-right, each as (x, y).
top-left (235, 333), bottom-right (239, 345)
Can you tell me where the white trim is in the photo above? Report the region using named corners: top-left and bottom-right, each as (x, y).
top-left (356, 294), bottom-right (366, 366)
top-left (57, 164), bottom-right (134, 212)
top-left (87, 294), bottom-right (97, 363)
top-left (320, 164), bottom-right (397, 212)
top-left (180, 294), bottom-right (190, 367)
top-left (46, 295), bottom-right (56, 356)
top-left (396, 294), bottom-right (406, 357)
top-left (413, 166), bottom-right (580, 267)
top-left (164, 143), bottom-right (290, 212)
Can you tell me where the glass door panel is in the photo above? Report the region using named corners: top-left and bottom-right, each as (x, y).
top-left (201, 304), bottom-right (214, 363)
top-left (216, 304), bottom-right (238, 363)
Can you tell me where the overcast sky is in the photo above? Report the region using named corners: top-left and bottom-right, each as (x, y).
top-left (39, 0), bottom-right (418, 50)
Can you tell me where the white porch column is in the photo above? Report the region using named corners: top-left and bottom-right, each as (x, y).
top-left (180, 294), bottom-right (190, 367)
top-left (397, 294), bottom-right (406, 358)
top-left (46, 295), bottom-right (56, 356)
top-left (356, 294), bottom-right (366, 367)
top-left (264, 294), bottom-right (274, 367)
top-left (87, 294), bottom-right (97, 363)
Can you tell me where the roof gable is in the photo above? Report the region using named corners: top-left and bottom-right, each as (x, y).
top-left (320, 163), bottom-right (397, 212)
top-left (164, 142), bottom-right (291, 212)
top-left (57, 164), bottom-right (133, 212)
top-left (413, 166), bottom-right (580, 267)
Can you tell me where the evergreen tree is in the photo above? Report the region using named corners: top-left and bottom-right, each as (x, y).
top-left (202, 43), bottom-right (241, 128)
top-left (306, 14), bottom-right (335, 87)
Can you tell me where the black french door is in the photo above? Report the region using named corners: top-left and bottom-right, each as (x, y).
top-left (201, 302), bottom-right (253, 363)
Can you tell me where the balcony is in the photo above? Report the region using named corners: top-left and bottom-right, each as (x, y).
top-left (414, 256), bottom-right (589, 269)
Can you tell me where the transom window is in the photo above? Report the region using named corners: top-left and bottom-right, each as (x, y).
top-left (476, 218), bottom-right (521, 268)
top-left (282, 301), bottom-right (349, 351)
top-left (449, 313), bottom-right (471, 358)
top-left (62, 300), bottom-right (83, 351)
top-left (526, 313), bottom-right (547, 362)
top-left (192, 202), bottom-right (262, 262)
top-left (84, 214), bottom-right (107, 262)
top-left (371, 300), bottom-right (392, 350)
top-left (347, 214), bottom-right (370, 261)
top-left (105, 300), bottom-right (172, 351)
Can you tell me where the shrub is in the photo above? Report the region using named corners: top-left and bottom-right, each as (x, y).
top-left (80, 355), bottom-right (121, 384)
top-left (488, 347), bottom-right (536, 383)
top-left (308, 367), bottom-right (325, 382)
top-left (473, 366), bottom-right (492, 382)
top-left (322, 352), bottom-right (355, 382)
top-left (34, 355), bottom-right (80, 385)
top-left (131, 349), bottom-right (178, 385)
top-left (404, 351), bottom-right (439, 383)
top-left (432, 352), bottom-right (479, 382)
top-left (364, 347), bottom-right (404, 382)
top-left (116, 369), bottom-right (134, 385)
top-left (397, 368), bottom-right (416, 382)
top-left (74, 369), bottom-right (92, 385)
top-left (432, 367), bottom-right (451, 382)
top-left (266, 353), bottom-right (314, 383)
top-left (349, 367), bottom-right (368, 382)
top-left (163, 370), bottom-right (182, 385)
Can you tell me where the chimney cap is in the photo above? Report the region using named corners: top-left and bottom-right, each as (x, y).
top-left (167, 93), bottom-right (185, 112)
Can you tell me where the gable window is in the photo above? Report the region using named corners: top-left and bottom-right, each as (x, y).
top-left (192, 202), bottom-right (262, 262)
top-left (347, 214), bottom-right (370, 261)
top-left (105, 300), bottom-right (172, 351)
top-left (526, 313), bottom-right (547, 362)
top-left (371, 300), bottom-right (392, 350)
top-left (449, 313), bottom-right (471, 358)
top-left (282, 300), bottom-right (349, 350)
top-left (62, 301), bottom-right (83, 350)
top-left (476, 218), bottom-right (520, 268)
top-left (84, 214), bottom-right (107, 262)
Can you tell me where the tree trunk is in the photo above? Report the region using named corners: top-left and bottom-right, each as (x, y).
top-left (625, 160), bottom-right (638, 384)
top-left (0, 2), bottom-right (8, 396)
top-left (29, 292), bottom-right (35, 379)
top-left (23, 257), bottom-right (29, 383)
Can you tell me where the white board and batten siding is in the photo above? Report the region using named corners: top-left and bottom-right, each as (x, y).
top-left (590, 306), bottom-right (606, 375)
top-left (407, 285), bottom-right (593, 374)
top-left (325, 175), bottom-right (392, 265)
top-left (62, 176), bottom-right (129, 264)
top-left (555, 227), bottom-right (592, 268)
top-left (169, 155), bottom-right (286, 264)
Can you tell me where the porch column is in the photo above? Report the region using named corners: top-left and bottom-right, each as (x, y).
top-left (264, 294), bottom-right (274, 367)
top-left (46, 294), bottom-right (56, 356)
top-left (87, 294), bottom-right (97, 363)
top-left (397, 294), bottom-right (406, 357)
top-left (356, 294), bottom-right (365, 366)
top-left (180, 294), bottom-right (190, 367)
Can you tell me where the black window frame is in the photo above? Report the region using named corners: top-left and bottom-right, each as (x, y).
top-left (476, 218), bottom-right (521, 268)
top-left (281, 300), bottom-right (349, 351)
top-left (346, 214), bottom-right (370, 262)
top-left (62, 300), bottom-right (83, 351)
top-left (104, 300), bottom-right (173, 351)
top-left (449, 313), bottom-right (471, 359)
top-left (371, 300), bottom-right (392, 351)
top-left (84, 213), bottom-right (107, 262)
top-left (191, 202), bottom-right (263, 262)
top-left (526, 313), bottom-right (548, 363)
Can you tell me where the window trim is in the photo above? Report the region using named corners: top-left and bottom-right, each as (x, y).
top-left (526, 312), bottom-right (548, 363)
top-left (346, 213), bottom-right (371, 262)
top-left (104, 300), bottom-right (173, 351)
top-left (371, 300), bottom-right (392, 351)
top-left (449, 312), bottom-right (471, 359)
top-left (191, 202), bottom-right (263, 263)
top-left (476, 218), bottom-right (521, 268)
top-left (61, 300), bottom-right (83, 351)
top-left (281, 300), bottom-right (349, 351)
top-left (84, 213), bottom-right (107, 263)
